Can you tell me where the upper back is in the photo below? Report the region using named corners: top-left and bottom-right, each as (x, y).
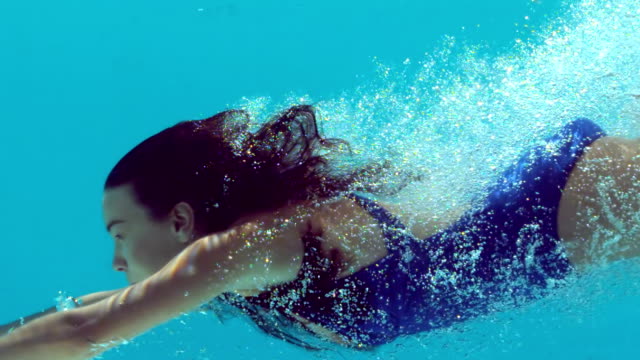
top-left (309, 195), bottom-right (468, 279)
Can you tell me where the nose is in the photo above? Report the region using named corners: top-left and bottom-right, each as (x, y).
top-left (112, 255), bottom-right (127, 272)
top-left (112, 240), bottom-right (127, 272)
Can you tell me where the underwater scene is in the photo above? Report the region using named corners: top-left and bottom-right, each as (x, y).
top-left (1, 0), bottom-right (639, 359)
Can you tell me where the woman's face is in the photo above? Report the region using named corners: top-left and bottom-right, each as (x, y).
top-left (102, 184), bottom-right (195, 284)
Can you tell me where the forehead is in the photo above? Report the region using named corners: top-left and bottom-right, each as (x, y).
top-left (102, 185), bottom-right (146, 222)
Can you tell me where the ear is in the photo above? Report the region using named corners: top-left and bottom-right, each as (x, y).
top-left (169, 202), bottom-right (197, 244)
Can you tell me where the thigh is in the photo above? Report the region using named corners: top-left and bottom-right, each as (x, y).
top-left (558, 136), bottom-right (640, 266)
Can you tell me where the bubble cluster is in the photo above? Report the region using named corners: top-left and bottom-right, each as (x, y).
top-left (214, 0), bottom-right (640, 354)
top-left (233, 0), bottom-right (640, 223)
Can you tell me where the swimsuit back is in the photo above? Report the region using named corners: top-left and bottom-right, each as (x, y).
top-left (243, 118), bottom-right (606, 347)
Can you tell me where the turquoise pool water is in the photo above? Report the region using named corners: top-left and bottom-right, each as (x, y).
top-left (1, 0), bottom-right (639, 358)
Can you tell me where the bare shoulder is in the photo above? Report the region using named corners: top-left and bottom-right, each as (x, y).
top-left (307, 197), bottom-right (388, 276)
top-left (377, 200), bottom-right (468, 239)
top-left (306, 196), bottom-right (468, 278)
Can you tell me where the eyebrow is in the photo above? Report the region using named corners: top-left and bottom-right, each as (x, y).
top-left (106, 220), bottom-right (125, 233)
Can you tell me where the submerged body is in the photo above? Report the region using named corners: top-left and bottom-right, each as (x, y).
top-left (218, 118), bottom-right (608, 346)
top-left (4, 111), bottom-right (640, 359)
top-left (225, 118), bottom-right (640, 347)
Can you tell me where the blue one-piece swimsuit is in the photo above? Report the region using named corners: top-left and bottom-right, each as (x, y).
top-left (244, 118), bottom-right (606, 347)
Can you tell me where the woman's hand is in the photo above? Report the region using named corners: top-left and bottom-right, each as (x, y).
top-left (0, 288), bottom-right (125, 336)
top-left (0, 288), bottom-right (128, 360)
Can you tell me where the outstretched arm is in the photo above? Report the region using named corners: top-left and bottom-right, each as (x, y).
top-left (0, 289), bottom-right (123, 335)
top-left (0, 205), bottom-right (308, 360)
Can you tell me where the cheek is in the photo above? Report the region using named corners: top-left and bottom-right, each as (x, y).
top-left (128, 242), bottom-right (146, 264)
top-left (129, 232), bottom-right (175, 272)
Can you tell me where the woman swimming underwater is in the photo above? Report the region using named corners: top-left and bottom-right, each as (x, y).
top-left (1, 105), bottom-right (640, 359)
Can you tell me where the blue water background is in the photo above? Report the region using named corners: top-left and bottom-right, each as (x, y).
top-left (1, 0), bottom-right (640, 359)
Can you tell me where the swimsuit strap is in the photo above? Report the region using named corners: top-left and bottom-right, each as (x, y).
top-left (242, 193), bottom-right (415, 346)
top-left (290, 193), bottom-right (410, 279)
top-left (345, 193), bottom-right (411, 252)
top-left (244, 225), bottom-right (343, 307)
top-left (245, 193), bottom-right (408, 306)
top-left (239, 230), bottom-right (342, 346)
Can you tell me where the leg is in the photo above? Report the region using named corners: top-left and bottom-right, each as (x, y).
top-left (558, 136), bottom-right (640, 267)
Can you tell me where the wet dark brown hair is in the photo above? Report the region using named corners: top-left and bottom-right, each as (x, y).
top-left (105, 104), bottom-right (413, 235)
top-left (104, 104), bottom-right (419, 349)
